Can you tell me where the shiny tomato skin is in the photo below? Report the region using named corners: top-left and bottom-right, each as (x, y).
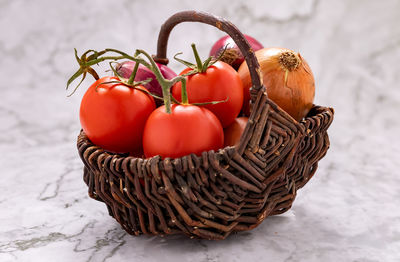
top-left (143, 104), bottom-right (224, 159)
top-left (172, 61), bottom-right (243, 128)
top-left (80, 76), bottom-right (155, 155)
top-left (223, 117), bottom-right (248, 147)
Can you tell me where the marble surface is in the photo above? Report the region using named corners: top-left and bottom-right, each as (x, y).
top-left (1, 0), bottom-right (400, 261)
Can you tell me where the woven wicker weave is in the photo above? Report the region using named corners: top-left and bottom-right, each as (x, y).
top-left (78, 11), bottom-right (334, 240)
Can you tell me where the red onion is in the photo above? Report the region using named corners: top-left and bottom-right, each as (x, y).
top-left (116, 61), bottom-right (177, 106)
top-left (209, 34), bottom-right (264, 70)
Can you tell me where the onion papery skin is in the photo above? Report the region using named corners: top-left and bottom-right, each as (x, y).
top-left (238, 47), bottom-right (315, 121)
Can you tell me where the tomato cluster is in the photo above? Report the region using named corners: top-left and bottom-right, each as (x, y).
top-left (72, 35), bottom-right (265, 159)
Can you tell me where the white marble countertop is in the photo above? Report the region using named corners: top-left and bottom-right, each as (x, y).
top-left (1, 0), bottom-right (400, 261)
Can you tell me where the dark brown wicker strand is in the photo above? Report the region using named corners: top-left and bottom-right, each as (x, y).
top-left (78, 10), bottom-right (334, 240)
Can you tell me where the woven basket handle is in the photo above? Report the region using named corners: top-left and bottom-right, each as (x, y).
top-left (153, 10), bottom-right (266, 103)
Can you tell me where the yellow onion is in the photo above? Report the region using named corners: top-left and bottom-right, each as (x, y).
top-left (238, 47), bottom-right (315, 121)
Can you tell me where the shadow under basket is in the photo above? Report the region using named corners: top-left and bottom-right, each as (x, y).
top-left (77, 11), bottom-right (335, 240)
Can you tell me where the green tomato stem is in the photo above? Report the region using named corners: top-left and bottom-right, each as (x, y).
top-left (180, 78), bottom-right (188, 104)
top-left (191, 43), bottom-right (203, 72)
top-left (84, 55), bottom-right (126, 67)
top-left (134, 49), bottom-right (192, 113)
top-left (127, 61), bottom-right (140, 85)
top-left (135, 49), bottom-right (174, 114)
top-left (69, 48), bottom-right (191, 114)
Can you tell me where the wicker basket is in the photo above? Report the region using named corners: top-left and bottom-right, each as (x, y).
top-left (77, 11), bottom-right (334, 240)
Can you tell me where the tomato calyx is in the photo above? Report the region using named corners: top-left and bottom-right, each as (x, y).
top-left (100, 61), bottom-right (167, 102)
top-left (66, 49), bottom-right (107, 96)
top-left (106, 61), bottom-right (152, 88)
top-left (174, 43), bottom-right (228, 75)
top-left (132, 49), bottom-right (189, 113)
top-left (95, 78), bottom-right (165, 102)
top-left (172, 43), bottom-right (232, 108)
top-left (66, 48), bottom-right (186, 112)
top-left (67, 47), bottom-right (228, 113)
top-left (66, 48), bottom-right (133, 97)
top-left (133, 48), bottom-right (228, 111)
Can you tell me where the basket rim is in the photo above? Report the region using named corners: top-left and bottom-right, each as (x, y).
top-left (77, 103), bottom-right (334, 163)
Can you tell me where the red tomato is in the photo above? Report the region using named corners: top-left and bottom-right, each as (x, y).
top-left (143, 104), bottom-right (224, 159)
top-left (80, 76), bottom-right (155, 155)
top-left (224, 117), bottom-right (248, 147)
top-left (172, 61), bottom-right (243, 128)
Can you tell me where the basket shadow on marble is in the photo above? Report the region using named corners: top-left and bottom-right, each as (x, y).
top-left (77, 11), bottom-right (334, 240)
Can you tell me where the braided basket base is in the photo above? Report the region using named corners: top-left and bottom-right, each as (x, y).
top-left (78, 91), bottom-right (334, 240)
